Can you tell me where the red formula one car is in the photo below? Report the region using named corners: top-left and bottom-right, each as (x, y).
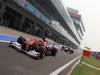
top-left (10, 36), bottom-right (58, 59)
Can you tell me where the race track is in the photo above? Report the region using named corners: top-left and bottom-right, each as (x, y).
top-left (0, 42), bottom-right (81, 75)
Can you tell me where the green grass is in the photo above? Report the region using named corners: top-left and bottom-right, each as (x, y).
top-left (71, 64), bottom-right (100, 75)
top-left (71, 56), bottom-right (100, 75)
top-left (82, 56), bottom-right (100, 69)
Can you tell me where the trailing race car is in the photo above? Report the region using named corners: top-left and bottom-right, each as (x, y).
top-left (61, 46), bottom-right (74, 54)
top-left (10, 36), bottom-right (58, 59)
top-left (64, 48), bottom-right (74, 54)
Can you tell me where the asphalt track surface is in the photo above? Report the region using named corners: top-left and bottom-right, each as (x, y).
top-left (0, 42), bottom-right (81, 75)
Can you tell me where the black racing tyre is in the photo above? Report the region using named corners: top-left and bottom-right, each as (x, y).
top-left (21, 44), bottom-right (27, 50)
top-left (33, 46), bottom-right (46, 59)
top-left (51, 48), bottom-right (57, 56)
top-left (39, 53), bottom-right (44, 59)
top-left (17, 36), bottom-right (26, 44)
top-left (71, 50), bottom-right (74, 54)
top-left (34, 46), bottom-right (45, 53)
top-left (68, 50), bottom-right (73, 54)
top-left (39, 46), bottom-right (46, 59)
top-left (65, 50), bottom-right (68, 53)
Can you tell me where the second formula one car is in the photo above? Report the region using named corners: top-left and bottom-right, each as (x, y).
top-left (61, 46), bottom-right (74, 54)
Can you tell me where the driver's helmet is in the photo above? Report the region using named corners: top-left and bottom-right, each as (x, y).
top-left (42, 37), bottom-right (48, 42)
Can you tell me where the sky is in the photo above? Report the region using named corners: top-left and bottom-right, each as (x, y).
top-left (62, 0), bottom-right (100, 51)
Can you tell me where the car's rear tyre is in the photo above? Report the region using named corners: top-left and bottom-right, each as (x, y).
top-left (17, 36), bottom-right (26, 44)
top-left (71, 50), bottom-right (74, 54)
top-left (21, 44), bottom-right (27, 50)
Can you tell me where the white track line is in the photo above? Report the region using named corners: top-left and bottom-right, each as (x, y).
top-left (82, 62), bottom-right (100, 71)
top-left (66, 59), bottom-right (81, 75)
top-left (50, 55), bottom-right (81, 75)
